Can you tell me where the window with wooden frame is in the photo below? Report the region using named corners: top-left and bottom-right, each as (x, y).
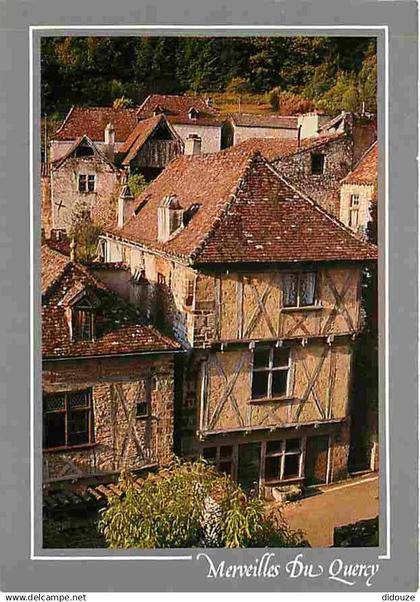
top-left (72, 297), bottom-right (95, 341)
top-left (251, 347), bottom-right (291, 401)
top-left (43, 389), bottom-right (93, 450)
top-left (348, 194), bottom-right (360, 229)
top-left (78, 174), bottom-right (96, 192)
top-left (283, 271), bottom-right (317, 308)
top-left (263, 438), bottom-right (303, 482)
top-left (202, 445), bottom-right (235, 478)
top-left (311, 153), bottom-right (325, 174)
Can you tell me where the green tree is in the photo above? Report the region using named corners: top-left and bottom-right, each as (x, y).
top-left (127, 173), bottom-right (148, 197)
top-left (98, 458), bottom-right (307, 548)
top-left (358, 43), bottom-right (377, 113)
top-left (68, 201), bottom-right (102, 262)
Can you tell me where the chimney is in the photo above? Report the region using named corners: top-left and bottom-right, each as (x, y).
top-left (157, 194), bottom-right (183, 242)
top-left (104, 122), bottom-right (115, 162)
top-left (70, 238), bottom-right (76, 262)
top-left (185, 134), bottom-right (202, 156)
top-left (117, 184), bottom-right (135, 228)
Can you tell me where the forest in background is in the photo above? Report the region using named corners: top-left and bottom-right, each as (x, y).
top-left (41, 36), bottom-right (377, 118)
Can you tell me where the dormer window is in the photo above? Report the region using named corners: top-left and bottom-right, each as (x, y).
top-left (188, 107), bottom-right (199, 120)
top-left (311, 153), bottom-right (325, 175)
top-left (71, 296), bottom-right (96, 341)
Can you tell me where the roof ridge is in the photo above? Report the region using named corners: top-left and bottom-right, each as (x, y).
top-left (266, 161), bottom-right (377, 251)
top-left (54, 105), bottom-right (74, 136)
top-left (189, 151), bottom-right (263, 263)
top-left (51, 135), bottom-right (119, 171)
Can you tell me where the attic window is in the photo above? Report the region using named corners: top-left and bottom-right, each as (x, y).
top-left (188, 107), bottom-right (199, 120)
top-left (183, 203), bottom-right (200, 227)
top-left (75, 145), bottom-right (94, 157)
top-left (311, 153), bottom-right (325, 175)
top-left (72, 297), bottom-right (95, 341)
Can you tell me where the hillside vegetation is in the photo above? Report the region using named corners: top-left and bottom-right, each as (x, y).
top-left (42, 36), bottom-right (377, 119)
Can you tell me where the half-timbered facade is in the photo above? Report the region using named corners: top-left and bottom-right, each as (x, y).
top-left (41, 244), bottom-right (181, 487)
top-left (99, 148), bottom-right (377, 493)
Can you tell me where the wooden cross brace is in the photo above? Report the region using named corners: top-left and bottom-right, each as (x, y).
top-left (208, 352), bottom-right (248, 430)
top-left (294, 346), bottom-right (330, 422)
top-left (322, 271), bottom-right (355, 335)
top-left (244, 277), bottom-right (277, 338)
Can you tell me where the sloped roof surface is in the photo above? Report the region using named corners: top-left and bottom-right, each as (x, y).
top-left (106, 147), bottom-right (377, 265)
top-left (119, 114), bottom-right (182, 166)
top-left (341, 142), bottom-right (377, 186)
top-left (50, 135), bottom-right (118, 170)
top-left (136, 94), bottom-right (221, 126)
top-left (41, 245), bottom-right (180, 358)
top-left (230, 113), bottom-right (298, 130)
top-left (54, 106), bottom-right (139, 142)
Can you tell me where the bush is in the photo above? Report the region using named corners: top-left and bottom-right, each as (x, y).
top-left (68, 201), bottom-right (102, 262)
top-left (127, 173), bottom-right (148, 197)
top-left (98, 458), bottom-right (307, 548)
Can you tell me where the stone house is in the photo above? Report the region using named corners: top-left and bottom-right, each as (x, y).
top-left (48, 135), bottom-right (123, 234)
top-left (50, 106), bottom-right (139, 162)
top-left (339, 142), bottom-right (377, 234)
top-left (136, 94), bottom-right (222, 154)
top-left (99, 147), bottom-right (377, 493)
top-left (230, 126), bottom-right (376, 217)
top-left (41, 244), bottom-right (181, 487)
top-left (222, 113), bottom-right (298, 148)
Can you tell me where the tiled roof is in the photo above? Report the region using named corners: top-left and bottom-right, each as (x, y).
top-left (105, 147), bottom-right (377, 265)
top-left (230, 113), bottom-right (298, 130)
top-left (226, 132), bottom-right (346, 162)
top-left (54, 106), bottom-right (139, 142)
top-left (119, 114), bottom-right (182, 166)
top-left (341, 142), bottom-right (377, 186)
top-left (41, 245), bottom-right (180, 359)
top-left (136, 94), bottom-right (221, 127)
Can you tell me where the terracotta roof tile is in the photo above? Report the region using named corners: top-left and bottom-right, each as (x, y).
top-left (136, 94), bottom-right (221, 126)
top-left (230, 113), bottom-right (298, 130)
top-left (105, 147), bottom-right (377, 265)
top-left (41, 244), bottom-right (180, 359)
top-left (341, 142), bottom-right (377, 186)
top-left (54, 106), bottom-right (139, 142)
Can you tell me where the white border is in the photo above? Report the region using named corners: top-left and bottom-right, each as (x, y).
top-left (30, 24), bottom-right (389, 561)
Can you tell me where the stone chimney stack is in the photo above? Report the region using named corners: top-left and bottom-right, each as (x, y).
top-left (70, 238), bottom-right (76, 262)
top-left (157, 194), bottom-right (183, 242)
top-left (117, 184), bottom-right (135, 228)
top-left (185, 134), bottom-right (202, 156)
top-left (104, 122), bottom-right (115, 162)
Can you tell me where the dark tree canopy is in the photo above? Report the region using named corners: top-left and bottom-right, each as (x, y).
top-left (41, 36), bottom-right (377, 115)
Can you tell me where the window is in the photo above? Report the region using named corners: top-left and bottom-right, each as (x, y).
top-left (72, 297), bottom-right (95, 341)
top-left (202, 445), bottom-right (235, 478)
top-left (78, 174), bottom-right (95, 192)
top-left (283, 272), bottom-right (317, 308)
top-left (251, 347), bottom-right (291, 400)
top-left (136, 401), bottom-right (149, 419)
top-left (43, 389), bottom-right (93, 449)
top-left (263, 438), bottom-right (302, 482)
top-left (350, 194), bottom-right (360, 207)
top-left (75, 145), bottom-right (94, 157)
top-left (348, 194), bottom-right (360, 229)
top-left (311, 153), bottom-right (325, 174)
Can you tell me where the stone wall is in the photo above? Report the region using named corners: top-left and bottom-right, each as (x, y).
top-left (173, 123), bottom-right (222, 154)
top-left (50, 155), bottom-right (121, 232)
top-left (42, 353), bottom-right (175, 483)
top-left (233, 125), bottom-right (297, 145)
top-left (41, 175), bottom-right (52, 237)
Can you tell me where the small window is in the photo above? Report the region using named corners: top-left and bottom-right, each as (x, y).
top-left (75, 145), bottom-right (94, 157)
top-left (263, 438), bottom-right (302, 482)
top-left (251, 347), bottom-right (291, 400)
top-left (348, 208), bottom-right (360, 229)
top-left (283, 272), bottom-right (317, 308)
top-left (350, 194), bottom-right (360, 207)
top-left (72, 307), bottom-right (94, 341)
top-left (78, 174), bottom-right (96, 192)
top-left (311, 153), bottom-right (325, 175)
top-left (43, 389), bottom-right (93, 449)
top-left (201, 445), bottom-right (235, 478)
top-left (136, 401), bottom-right (149, 418)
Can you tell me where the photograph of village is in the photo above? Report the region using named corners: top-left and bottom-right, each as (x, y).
top-left (40, 35), bottom-right (379, 549)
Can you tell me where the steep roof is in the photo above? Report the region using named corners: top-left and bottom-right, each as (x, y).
top-left (341, 142), bottom-right (377, 186)
top-left (119, 114), bottom-right (183, 166)
top-left (136, 94), bottom-right (221, 127)
top-left (50, 135), bottom-right (118, 170)
top-left (54, 106), bottom-right (139, 142)
top-left (41, 245), bottom-right (180, 359)
top-left (105, 147), bottom-right (377, 265)
top-left (229, 132), bottom-right (346, 163)
top-left (229, 113), bottom-right (298, 130)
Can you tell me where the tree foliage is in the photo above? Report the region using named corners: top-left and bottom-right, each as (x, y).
top-left (41, 36), bottom-right (376, 115)
top-left (98, 458), bottom-right (307, 548)
top-left (127, 173), bottom-right (148, 197)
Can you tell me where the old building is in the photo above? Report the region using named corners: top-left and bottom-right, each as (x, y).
top-left (41, 244), bottom-right (181, 487)
top-left (222, 113), bottom-right (298, 148)
top-left (136, 94), bottom-right (222, 154)
top-left (117, 114), bottom-right (184, 181)
top-left (48, 135), bottom-right (123, 233)
top-left (230, 126), bottom-right (376, 217)
top-left (339, 142), bottom-right (377, 234)
top-left (50, 106), bottom-right (138, 162)
top-left (99, 147), bottom-right (377, 493)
